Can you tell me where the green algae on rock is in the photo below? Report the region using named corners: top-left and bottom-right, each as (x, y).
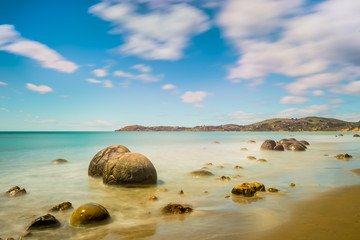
top-left (70, 203), bottom-right (110, 227)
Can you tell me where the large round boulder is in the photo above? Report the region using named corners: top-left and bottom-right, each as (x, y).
top-left (70, 203), bottom-right (110, 227)
top-left (260, 139), bottom-right (276, 150)
top-left (103, 152), bottom-right (157, 186)
top-left (88, 145), bottom-right (130, 177)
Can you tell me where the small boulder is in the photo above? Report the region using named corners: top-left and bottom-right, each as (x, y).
top-left (70, 203), bottom-right (110, 227)
top-left (231, 182), bottom-right (265, 197)
top-left (51, 159), bottom-right (68, 164)
top-left (188, 170), bottom-right (214, 177)
top-left (282, 142), bottom-right (293, 150)
top-left (289, 183), bottom-right (296, 187)
top-left (217, 176), bottom-right (231, 181)
top-left (88, 145), bottom-right (130, 177)
top-left (212, 141), bottom-right (220, 144)
top-left (339, 134), bottom-right (344, 136)
top-left (334, 153), bottom-right (353, 159)
top-left (268, 188), bottom-right (279, 192)
top-left (260, 139), bottom-right (276, 150)
top-left (149, 195), bottom-right (158, 201)
top-left (234, 165), bottom-right (243, 169)
top-left (248, 140), bottom-right (256, 143)
top-left (6, 186), bottom-right (26, 197)
top-left (241, 148), bottom-right (248, 151)
top-left (354, 134), bottom-right (360, 137)
top-left (49, 201), bottom-right (73, 212)
top-left (247, 156), bottom-right (256, 160)
top-left (162, 203), bottom-right (193, 214)
top-left (26, 214), bottom-right (60, 231)
top-left (103, 152), bottom-right (157, 186)
top-left (257, 159), bottom-right (267, 163)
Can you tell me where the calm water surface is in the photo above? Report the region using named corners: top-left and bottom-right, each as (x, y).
top-left (0, 132), bottom-right (359, 239)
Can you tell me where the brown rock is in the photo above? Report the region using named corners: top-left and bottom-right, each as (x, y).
top-left (288, 144), bottom-right (306, 151)
top-left (212, 141), bottom-right (220, 144)
top-left (260, 139), bottom-right (276, 150)
top-left (241, 148), bottom-right (248, 151)
top-left (268, 188), bottom-right (279, 192)
top-left (257, 159), bottom-right (267, 163)
top-left (70, 203), bottom-right (110, 227)
top-left (234, 165), bottom-right (243, 169)
top-left (290, 183), bottom-right (296, 187)
top-left (149, 195), bottom-right (158, 200)
top-left (247, 156), bottom-right (256, 160)
top-left (248, 140), bottom-right (256, 143)
top-left (188, 170), bottom-right (214, 177)
top-left (51, 159), bottom-right (68, 164)
top-left (162, 203), bottom-right (193, 214)
top-left (6, 186), bottom-right (26, 197)
top-left (353, 134), bottom-right (360, 137)
top-left (217, 176), bottom-right (231, 181)
top-left (88, 145), bottom-right (130, 177)
top-left (48, 201), bottom-right (73, 212)
top-left (273, 144), bottom-right (284, 151)
top-left (26, 214), bottom-right (60, 231)
top-left (334, 153), bottom-right (353, 159)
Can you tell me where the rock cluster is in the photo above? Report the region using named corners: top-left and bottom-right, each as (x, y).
top-left (334, 153), bottom-right (352, 159)
top-left (260, 138), bottom-right (309, 151)
top-left (161, 203), bottom-right (193, 214)
top-left (88, 145), bottom-right (157, 186)
top-left (231, 182), bottom-right (265, 197)
top-left (6, 186), bottom-right (26, 197)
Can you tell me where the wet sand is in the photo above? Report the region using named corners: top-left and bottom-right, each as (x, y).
top-left (253, 183), bottom-right (360, 240)
top-left (351, 168), bottom-right (360, 176)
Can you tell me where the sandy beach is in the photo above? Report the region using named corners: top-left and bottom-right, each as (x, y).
top-left (253, 182), bottom-right (360, 240)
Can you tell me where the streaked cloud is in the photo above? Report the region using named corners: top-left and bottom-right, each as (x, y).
top-left (162, 84), bottom-right (176, 90)
top-left (277, 104), bottom-right (332, 118)
top-left (26, 83), bottom-right (53, 94)
top-left (24, 119), bottom-right (57, 124)
top-left (113, 69), bottom-right (163, 82)
top-left (0, 81), bottom-right (7, 86)
top-left (89, 1), bottom-right (210, 60)
top-left (0, 107), bottom-right (9, 112)
top-left (132, 64), bottom-right (152, 73)
top-left (85, 78), bottom-right (114, 88)
top-left (0, 25), bottom-right (78, 73)
top-left (82, 120), bottom-right (113, 126)
top-left (312, 90), bottom-right (324, 97)
top-left (280, 96), bottom-right (309, 105)
top-left (330, 81), bottom-right (360, 96)
top-left (92, 68), bottom-right (108, 77)
top-left (181, 91), bottom-right (210, 107)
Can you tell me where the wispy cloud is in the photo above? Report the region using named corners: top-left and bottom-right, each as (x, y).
top-left (132, 64), bottom-right (152, 73)
top-left (92, 68), bottom-right (108, 77)
top-left (181, 91), bottom-right (211, 108)
top-left (162, 84), bottom-right (176, 90)
top-left (24, 119), bottom-right (57, 124)
top-left (280, 96), bottom-right (309, 105)
top-left (0, 107), bottom-right (9, 112)
top-left (82, 120), bottom-right (113, 127)
top-left (89, 1), bottom-right (210, 60)
top-left (0, 25), bottom-right (78, 73)
top-left (26, 83), bottom-right (53, 94)
top-left (0, 81), bottom-right (7, 86)
top-left (113, 69), bottom-right (163, 82)
top-left (85, 78), bottom-right (114, 88)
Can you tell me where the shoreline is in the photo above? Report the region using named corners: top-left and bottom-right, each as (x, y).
top-left (252, 181), bottom-right (360, 240)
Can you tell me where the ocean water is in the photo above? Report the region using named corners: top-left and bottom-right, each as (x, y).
top-left (0, 132), bottom-right (359, 239)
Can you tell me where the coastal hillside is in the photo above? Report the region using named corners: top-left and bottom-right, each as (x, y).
top-left (115, 117), bottom-right (360, 132)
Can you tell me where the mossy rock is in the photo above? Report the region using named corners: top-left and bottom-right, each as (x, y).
top-left (162, 203), bottom-right (193, 214)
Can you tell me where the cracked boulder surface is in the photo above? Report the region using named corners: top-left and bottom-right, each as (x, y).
top-left (103, 152), bottom-right (157, 186)
top-left (88, 145), bottom-right (130, 177)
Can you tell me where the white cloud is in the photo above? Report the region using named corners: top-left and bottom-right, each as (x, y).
top-left (92, 68), bottom-right (108, 77)
top-left (26, 83), bottom-right (53, 94)
top-left (89, 1), bottom-right (210, 60)
top-left (82, 120), bottom-right (113, 126)
top-left (0, 25), bottom-right (78, 73)
top-left (162, 84), bottom-right (176, 90)
top-left (277, 104), bottom-right (331, 118)
top-left (312, 90), bottom-right (325, 97)
top-left (0, 107), bottom-right (9, 112)
top-left (113, 69), bottom-right (163, 82)
top-left (280, 96), bottom-right (309, 105)
top-left (181, 91), bottom-right (210, 107)
top-left (85, 78), bottom-right (114, 88)
top-left (86, 78), bottom-right (102, 84)
top-left (330, 81), bottom-right (360, 96)
top-left (0, 81), bottom-right (7, 86)
top-left (224, 111), bottom-right (267, 124)
top-left (335, 113), bottom-right (360, 122)
top-left (217, 0), bottom-right (360, 96)
top-left (328, 98), bottom-right (344, 104)
top-left (132, 64), bottom-right (152, 72)
top-left (24, 119), bottom-right (57, 124)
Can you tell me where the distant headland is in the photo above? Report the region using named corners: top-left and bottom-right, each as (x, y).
top-left (115, 117), bottom-right (360, 132)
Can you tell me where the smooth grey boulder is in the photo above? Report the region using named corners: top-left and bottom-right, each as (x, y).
top-left (103, 152), bottom-right (157, 186)
top-left (88, 145), bottom-right (130, 177)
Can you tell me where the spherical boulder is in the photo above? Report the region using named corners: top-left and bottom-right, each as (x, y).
top-left (188, 170), bottom-right (214, 177)
top-left (103, 152), bottom-right (157, 186)
top-left (288, 144), bottom-right (306, 151)
top-left (88, 145), bottom-right (130, 177)
top-left (354, 134), bottom-right (360, 137)
top-left (273, 144), bottom-right (284, 151)
top-left (70, 203), bottom-right (110, 227)
top-left (260, 139), bottom-right (276, 150)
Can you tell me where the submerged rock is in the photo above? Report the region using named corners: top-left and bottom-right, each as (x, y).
top-left (149, 195), bottom-right (158, 201)
top-left (217, 176), bottom-right (231, 181)
top-left (334, 153), bottom-right (353, 159)
top-left (240, 148), bottom-right (248, 151)
top-left (289, 183), bottom-right (296, 187)
top-left (231, 182), bottom-right (265, 197)
top-left (248, 140), bottom-right (256, 143)
top-left (70, 203), bottom-right (110, 227)
top-left (212, 141), bottom-right (220, 144)
top-left (6, 186), bottom-right (26, 197)
top-left (88, 145), bottom-right (131, 177)
top-left (268, 188), bottom-right (279, 192)
top-left (103, 152), bottom-right (157, 186)
top-left (260, 139), bottom-right (276, 150)
top-left (354, 134), bottom-right (360, 137)
top-left (162, 203), bottom-right (193, 214)
top-left (26, 214), bottom-right (60, 231)
top-left (188, 170), bottom-right (214, 177)
top-left (51, 159), bottom-right (68, 164)
top-left (257, 159), bottom-right (267, 163)
top-left (247, 156), bottom-right (256, 160)
top-left (234, 165), bottom-right (243, 169)
top-left (49, 201), bottom-right (73, 212)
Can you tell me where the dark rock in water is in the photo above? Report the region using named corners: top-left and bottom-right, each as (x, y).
top-left (289, 183), bottom-right (296, 187)
top-left (299, 140), bottom-right (310, 145)
top-left (282, 142), bottom-right (293, 150)
top-left (247, 156), bottom-right (256, 160)
top-left (49, 201), bottom-right (73, 212)
top-left (188, 170), bottom-right (214, 177)
top-left (260, 139), bottom-right (276, 150)
top-left (88, 145), bottom-right (130, 177)
top-left (6, 186), bottom-right (26, 197)
top-left (103, 152), bottom-right (157, 186)
top-left (234, 165), bottom-right (243, 169)
top-left (338, 134), bottom-right (344, 136)
top-left (179, 190), bottom-right (184, 195)
top-left (288, 144), bottom-right (306, 151)
top-left (334, 153), bottom-right (352, 159)
top-left (162, 203), bottom-right (193, 214)
top-left (231, 182), bottom-right (265, 197)
top-left (268, 188), bottom-right (279, 192)
top-left (70, 203), bottom-right (110, 227)
top-left (217, 176), bottom-right (231, 181)
top-left (51, 159), bottom-right (68, 164)
top-left (149, 195), bottom-right (158, 200)
top-left (26, 214), bottom-right (60, 231)
top-left (354, 134), bottom-right (360, 137)
top-left (273, 144), bottom-right (284, 151)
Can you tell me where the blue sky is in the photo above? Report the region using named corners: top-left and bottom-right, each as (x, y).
top-left (0, 0), bottom-right (359, 131)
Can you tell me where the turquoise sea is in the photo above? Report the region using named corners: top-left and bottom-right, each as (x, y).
top-left (0, 132), bottom-right (359, 239)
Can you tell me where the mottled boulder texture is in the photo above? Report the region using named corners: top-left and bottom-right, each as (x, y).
top-left (6, 186), bottom-right (26, 197)
top-left (260, 138), bottom-right (310, 151)
top-left (26, 214), bottom-right (60, 231)
top-left (70, 203), bottom-right (110, 227)
top-left (88, 145), bottom-right (130, 177)
top-left (102, 152), bottom-right (157, 186)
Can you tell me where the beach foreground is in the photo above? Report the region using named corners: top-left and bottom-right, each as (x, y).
top-left (253, 182), bottom-right (360, 240)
